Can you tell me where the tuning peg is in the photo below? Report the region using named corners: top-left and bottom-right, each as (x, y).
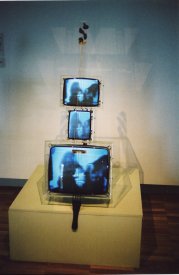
top-left (79, 28), bottom-right (87, 41)
top-left (83, 22), bottom-right (89, 29)
top-left (79, 27), bottom-right (85, 35)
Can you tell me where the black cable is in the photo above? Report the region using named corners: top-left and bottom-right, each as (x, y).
top-left (72, 196), bottom-right (81, 232)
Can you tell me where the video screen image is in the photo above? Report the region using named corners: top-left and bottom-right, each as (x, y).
top-left (48, 145), bottom-right (110, 196)
top-left (63, 78), bottom-right (100, 107)
top-left (68, 110), bottom-right (92, 140)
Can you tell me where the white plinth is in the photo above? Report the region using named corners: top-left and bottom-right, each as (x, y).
top-left (9, 165), bottom-right (143, 268)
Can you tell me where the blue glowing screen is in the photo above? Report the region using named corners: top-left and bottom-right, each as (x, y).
top-left (68, 110), bottom-right (92, 140)
top-left (48, 145), bottom-right (110, 195)
top-left (63, 78), bottom-right (100, 107)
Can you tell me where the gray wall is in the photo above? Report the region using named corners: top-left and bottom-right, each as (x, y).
top-left (0, 0), bottom-right (178, 185)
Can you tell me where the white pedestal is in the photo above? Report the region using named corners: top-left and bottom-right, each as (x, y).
top-left (9, 165), bottom-right (143, 268)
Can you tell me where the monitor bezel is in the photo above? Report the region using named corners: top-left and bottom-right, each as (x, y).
top-left (67, 109), bottom-right (93, 141)
top-left (61, 76), bottom-right (101, 108)
top-left (44, 140), bottom-right (112, 205)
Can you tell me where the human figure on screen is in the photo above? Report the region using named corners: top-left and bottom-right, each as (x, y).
top-left (69, 82), bottom-right (84, 105)
top-left (69, 113), bottom-right (83, 139)
top-left (85, 155), bottom-right (108, 194)
top-left (69, 112), bottom-right (90, 140)
top-left (84, 83), bottom-right (98, 105)
top-left (76, 121), bottom-right (84, 139)
top-left (57, 151), bottom-right (86, 194)
top-left (73, 167), bottom-right (86, 189)
top-left (83, 119), bottom-right (90, 140)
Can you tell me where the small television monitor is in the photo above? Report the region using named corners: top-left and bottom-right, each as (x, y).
top-left (68, 110), bottom-right (92, 140)
top-left (62, 77), bottom-right (100, 107)
top-left (45, 142), bottom-right (111, 205)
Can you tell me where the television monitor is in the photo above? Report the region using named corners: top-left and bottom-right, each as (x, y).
top-left (68, 110), bottom-right (92, 140)
top-left (45, 142), bottom-right (111, 205)
top-left (62, 77), bottom-right (100, 107)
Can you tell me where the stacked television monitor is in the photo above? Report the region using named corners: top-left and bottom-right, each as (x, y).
top-left (44, 76), bottom-right (112, 230)
top-left (62, 77), bottom-right (100, 107)
top-left (45, 140), bottom-right (112, 205)
top-left (68, 109), bottom-right (92, 140)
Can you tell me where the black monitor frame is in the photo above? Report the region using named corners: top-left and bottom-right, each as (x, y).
top-left (44, 140), bottom-right (112, 205)
top-left (68, 109), bottom-right (93, 141)
top-left (62, 77), bottom-right (101, 107)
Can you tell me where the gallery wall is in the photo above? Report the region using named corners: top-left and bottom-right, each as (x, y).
top-left (0, 0), bottom-right (178, 185)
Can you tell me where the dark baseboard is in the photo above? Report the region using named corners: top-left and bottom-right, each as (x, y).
top-left (140, 183), bottom-right (179, 194)
top-left (0, 178), bottom-right (27, 187)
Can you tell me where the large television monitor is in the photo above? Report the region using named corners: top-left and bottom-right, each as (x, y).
top-left (62, 77), bottom-right (101, 107)
top-left (68, 110), bottom-right (92, 140)
top-left (44, 141), bottom-right (111, 205)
